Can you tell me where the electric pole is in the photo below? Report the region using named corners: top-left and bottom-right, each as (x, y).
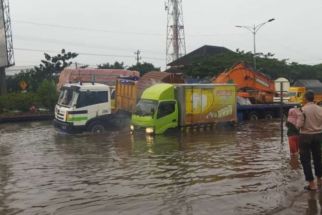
top-left (165, 0), bottom-right (186, 66)
top-left (134, 50), bottom-right (141, 65)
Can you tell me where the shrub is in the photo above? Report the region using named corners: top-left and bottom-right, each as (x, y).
top-left (0, 96), bottom-right (4, 113)
top-left (0, 93), bottom-right (39, 112)
top-left (37, 80), bottom-right (58, 111)
top-left (0, 80), bottom-right (59, 113)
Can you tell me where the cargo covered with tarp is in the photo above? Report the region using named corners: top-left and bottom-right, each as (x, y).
top-left (57, 68), bottom-right (140, 90)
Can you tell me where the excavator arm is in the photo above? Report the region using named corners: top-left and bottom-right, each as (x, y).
top-left (214, 63), bottom-right (275, 103)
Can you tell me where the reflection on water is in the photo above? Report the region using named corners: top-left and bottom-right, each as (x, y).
top-left (0, 120), bottom-right (312, 214)
top-left (307, 192), bottom-right (319, 215)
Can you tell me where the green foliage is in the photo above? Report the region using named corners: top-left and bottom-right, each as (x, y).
top-left (97, 61), bottom-right (125, 69)
top-left (38, 49), bottom-right (78, 78)
top-left (6, 49), bottom-right (78, 92)
top-left (0, 97), bottom-right (4, 113)
top-left (172, 50), bottom-right (322, 82)
top-left (6, 71), bottom-right (33, 92)
top-left (179, 51), bottom-right (253, 78)
top-left (0, 80), bottom-right (58, 113)
top-left (128, 62), bottom-right (160, 75)
top-left (0, 93), bottom-right (39, 112)
top-left (97, 61), bottom-right (160, 75)
top-left (37, 80), bottom-right (58, 111)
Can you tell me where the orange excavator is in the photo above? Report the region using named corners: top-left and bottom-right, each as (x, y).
top-left (213, 63), bottom-right (275, 104)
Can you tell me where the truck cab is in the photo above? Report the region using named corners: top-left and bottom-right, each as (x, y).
top-left (54, 83), bottom-right (112, 133)
top-left (131, 84), bottom-right (178, 135)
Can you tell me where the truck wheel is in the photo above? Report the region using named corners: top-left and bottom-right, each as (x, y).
top-left (264, 112), bottom-right (273, 120)
top-left (114, 117), bottom-right (125, 129)
top-left (88, 122), bottom-right (105, 134)
top-left (248, 112), bottom-right (259, 121)
top-left (114, 113), bottom-right (131, 129)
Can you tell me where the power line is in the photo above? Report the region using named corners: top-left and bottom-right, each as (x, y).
top-left (14, 34), bottom-right (164, 55)
top-left (14, 20), bottom-right (163, 37)
top-left (14, 47), bottom-right (165, 61)
top-left (14, 20), bottom-right (238, 38)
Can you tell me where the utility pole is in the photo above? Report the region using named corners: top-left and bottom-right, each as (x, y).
top-left (235, 18), bottom-right (275, 71)
top-left (134, 50), bottom-right (141, 65)
top-left (165, 0), bottom-right (186, 66)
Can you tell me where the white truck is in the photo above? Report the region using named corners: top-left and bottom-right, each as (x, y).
top-left (54, 82), bottom-right (119, 133)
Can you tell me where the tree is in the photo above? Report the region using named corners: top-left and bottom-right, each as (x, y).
top-left (0, 67), bottom-right (6, 95)
top-left (7, 49), bottom-right (78, 92)
top-left (6, 70), bottom-right (33, 92)
top-left (97, 61), bottom-right (125, 69)
top-left (170, 50), bottom-right (322, 82)
top-left (34, 49), bottom-right (78, 80)
top-left (37, 80), bottom-right (58, 110)
top-left (128, 62), bottom-right (160, 75)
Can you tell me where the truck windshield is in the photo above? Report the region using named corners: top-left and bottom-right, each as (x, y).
top-left (135, 99), bottom-right (158, 117)
top-left (58, 88), bottom-right (78, 107)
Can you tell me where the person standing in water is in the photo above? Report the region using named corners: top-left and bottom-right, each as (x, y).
top-left (286, 107), bottom-right (301, 156)
top-left (297, 91), bottom-right (322, 191)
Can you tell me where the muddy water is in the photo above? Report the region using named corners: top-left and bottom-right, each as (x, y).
top-left (0, 121), bottom-right (310, 215)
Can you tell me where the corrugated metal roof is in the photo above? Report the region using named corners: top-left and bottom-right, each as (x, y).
top-left (167, 45), bottom-right (233, 67)
top-left (294, 79), bottom-right (322, 93)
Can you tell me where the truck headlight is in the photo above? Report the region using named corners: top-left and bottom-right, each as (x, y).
top-left (130, 125), bottom-right (134, 131)
top-left (145, 127), bottom-right (154, 134)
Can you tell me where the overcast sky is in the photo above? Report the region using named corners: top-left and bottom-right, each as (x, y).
top-left (7, 0), bottom-right (322, 73)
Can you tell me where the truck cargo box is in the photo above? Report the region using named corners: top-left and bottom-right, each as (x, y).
top-left (175, 84), bottom-right (237, 126)
top-left (115, 79), bottom-right (137, 113)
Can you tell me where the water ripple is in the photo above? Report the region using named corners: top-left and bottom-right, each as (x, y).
top-left (0, 120), bottom-right (302, 215)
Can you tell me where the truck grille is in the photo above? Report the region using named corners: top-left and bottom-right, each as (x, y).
top-left (55, 109), bottom-right (65, 121)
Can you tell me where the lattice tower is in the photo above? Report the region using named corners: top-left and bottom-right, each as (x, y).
top-left (1, 0), bottom-right (14, 67)
top-left (165, 0), bottom-right (186, 66)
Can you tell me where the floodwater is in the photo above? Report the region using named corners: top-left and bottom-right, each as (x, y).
top-left (0, 120), bottom-right (316, 215)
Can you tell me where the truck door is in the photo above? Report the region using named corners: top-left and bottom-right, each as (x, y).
top-left (155, 100), bottom-right (178, 134)
top-left (75, 90), bottom-right (111, 125)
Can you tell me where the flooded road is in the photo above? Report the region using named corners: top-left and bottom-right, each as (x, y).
top-left (0, 121), bottom-right (312, 214)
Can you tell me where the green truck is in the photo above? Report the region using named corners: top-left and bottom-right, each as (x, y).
top-left (130, 83), bottom-right (237, 135)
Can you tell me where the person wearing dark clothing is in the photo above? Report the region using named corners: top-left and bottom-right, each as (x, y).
top-left (297, 91), bottom-right (322, 191)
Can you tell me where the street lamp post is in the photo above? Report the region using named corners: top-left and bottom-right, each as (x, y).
top-left (236, 18), bottom-right (275, 71)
